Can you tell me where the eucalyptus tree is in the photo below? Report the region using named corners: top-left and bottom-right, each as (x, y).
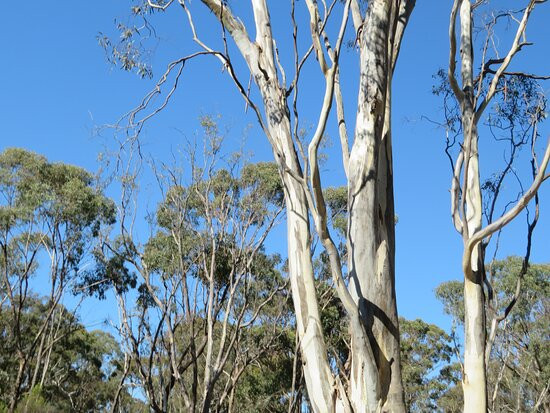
top-left (102, 0), bottom-right (415, 410)
top-left (86, 121), bottom-right (292, 413)
top-left (0, 296), bottom-right (143, 413)
top-left (435, 258), bottom-right (550, 412)
top-left (0, 148), bottom-right (115, 412)
top-left (445, 1), bottom-right (549, 410)
top-left (399, 318), bottom-right (455, 412)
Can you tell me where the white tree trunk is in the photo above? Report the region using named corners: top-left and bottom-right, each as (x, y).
top-left (347, 1), bottom-right (406, 411)
top-left (449, 1), bottom-right (549, 410)
top-left (457, 2), bottom-right (487, 410)
top-left (461, 113), bottom-right (487, 413)
top-left (284, 172), bottom-right (339, 412)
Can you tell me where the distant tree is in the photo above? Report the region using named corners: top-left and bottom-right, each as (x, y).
top-left (0, 295), bottom-right (144, 413)
top-left (435, 257), bottom-right (550, 412)
top-left (86, 119), bottom-right (293, 413)
top-left (227, 326), bottom-right (296, 412)
top-left (399, 318), bottom-right (455, 412)
top-left (0, 148), bottom-right (115, 412)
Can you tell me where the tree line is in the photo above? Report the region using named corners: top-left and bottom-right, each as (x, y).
top-left (1, 141), bottom-right (548, 412)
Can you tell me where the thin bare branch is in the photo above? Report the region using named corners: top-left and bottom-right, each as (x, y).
top-left (465, 138), bottom-right (550, 267)
top-left (475, 0), bottom-right (542, 123)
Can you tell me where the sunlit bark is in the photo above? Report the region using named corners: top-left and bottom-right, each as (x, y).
top-left (198, 0), bottom-right (415, 411)
top-left (447, 1), bottom-right (549, 411)
top-left (126, 0), bottom-right (415, 410)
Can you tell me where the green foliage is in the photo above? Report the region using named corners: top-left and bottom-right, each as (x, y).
top-left (318, 279), bottom-right (349, 367)
top-left (155, 161), bottom-right (284, 231)
top-left (432, 68), bottom-right (546, 137)
top-left (92, 147), bottom-right (292, 411)
top-left (490, 257), bottom-right (549, 319)
top-left (434, 280), bottom-right (464, 325)
top-left (323, 186), bottom-right (347, 236)
top-left (97, 10), bottom-right (154, 81)
top-left (143, 231), bottom-right (183, 276)
top-left (323, 186), bottom-right (347, 212)
top-left (311, 251), bottom-right (350, 369)
top-left (232, 327), bottom-right (295, 412)
top-left (0, 296), bottom-right (139, 412)
top-left (14, 386), bottom-right (57, 413)
top-left (487, 258), bottom-right (549, 412)
top-left (400, 318), bottom-right (456, 412)
top-left (0, 148), bottom-right (121, 411)
top-left (0, 296), bottom-right (49, 398)
top-left (78, 247), bottom-right (137, 299)
top-left (241, 162), bottom-right (284, 207)
top-left (434, 362), bottom-right (463, 413)
top-left (0, 148), bottom-right (48, 225)
top-left (156, 184), bottom-right (200, 229)
top-left (491, 76), bottom-right (546, 126)
top-left (435, 257), bottom-right (550, 412)
top-left (0, 148), bottom-right (115, 232)
top-left (0, 148), bottom-right (115, 277)
top-left (146, 160), bottom-right (284, 290)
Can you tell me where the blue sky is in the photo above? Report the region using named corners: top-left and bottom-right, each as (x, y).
top-left (1, 1), bottom-right (549, 333)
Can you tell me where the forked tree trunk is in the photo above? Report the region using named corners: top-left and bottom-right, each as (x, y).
top-left (449, 1), bottom-right (549, 410)
top-left (461, 102), bottom-right (487, 413)
top-left (456, 1), bottom-right (487, 410)
top-left (244, 3), bottom-right (340, 410)
top-left (199, 0), bottom-right (413, 411)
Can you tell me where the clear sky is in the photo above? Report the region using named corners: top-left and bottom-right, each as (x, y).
top-left (1, 1), bottom-right (549, 333)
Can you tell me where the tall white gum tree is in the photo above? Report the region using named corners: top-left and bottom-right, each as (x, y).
top-left (116, 0), bottom-right (414, 411)
top-left (447, 0), bottom-right (550, 411)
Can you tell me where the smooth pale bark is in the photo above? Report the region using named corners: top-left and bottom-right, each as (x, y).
top-left (461, 106), bottom-right (486, 413)
top-left (284, 171), bottom-right (339, 413)
top-left (347, 1), bottom-right (409, 411)
top-left (457, 2), bottom-right (487, 411)
top-left (197, 0), bottom-right (414, 411)
top-left (250, 3), bottom-right (340, 410)
top-left (197, 1), bottom-right (340, 410)
top-left (463, 270), bottom-right (486, 413)
top-left (449, 1), bottom-right (547, 410)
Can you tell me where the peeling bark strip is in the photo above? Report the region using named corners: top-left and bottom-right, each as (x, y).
top-left (195, 0), bottom-right (414, 411)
